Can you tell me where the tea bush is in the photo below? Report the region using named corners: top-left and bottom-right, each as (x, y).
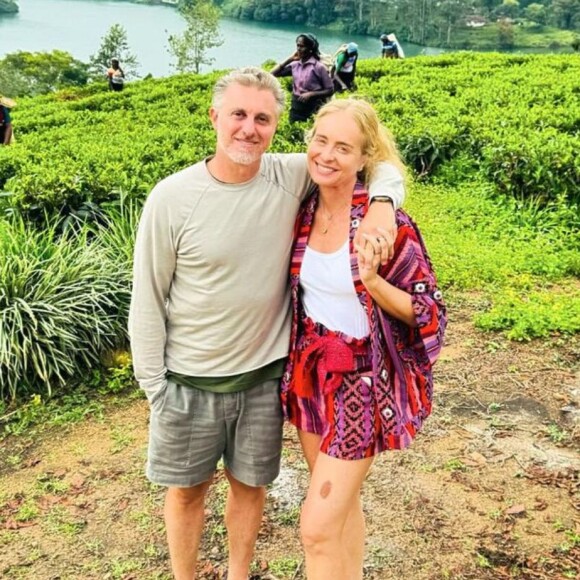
top-left (0, 52), bottom-right (579, 402)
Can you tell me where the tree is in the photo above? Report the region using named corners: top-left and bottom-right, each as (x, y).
top-left (89, 24), bottom-right (139, 81)
top-left (552, 0), bottom-right (580, 30)
top-left (167, 0), bottom-right (224, 74)
top-left (437, 0), bottom-right (472, 46)
top-left (498, 18), bottom-right (515, 47)
top-left (524, 3), bottom-right (547, 25)
top-left (0, 50), bottom-right (89, 97)
top-left (494, 0), bottom-right (520, 19)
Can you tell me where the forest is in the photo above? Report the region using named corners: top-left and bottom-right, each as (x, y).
top-left (220, 0), bottom-right (580, 48)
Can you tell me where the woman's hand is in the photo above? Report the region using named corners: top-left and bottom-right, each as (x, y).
top-left (355, 202), bottom-right (397, 264)
top-left (355, 234), bottom-right (383, 290)
top-left (297, 91), bottom-right (315, 102)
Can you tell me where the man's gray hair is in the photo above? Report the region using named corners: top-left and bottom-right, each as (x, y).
top-left (212, 67), bottom-right (286, 118)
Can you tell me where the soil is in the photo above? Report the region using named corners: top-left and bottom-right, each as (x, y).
top-left (0, 305), bottom-right (578, 579)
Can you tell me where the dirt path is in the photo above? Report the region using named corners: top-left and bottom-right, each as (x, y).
top-left (1, 308), bottom-right (578, 579)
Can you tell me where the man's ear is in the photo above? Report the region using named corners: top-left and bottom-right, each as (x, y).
top-left (209, 107), bottom-right (218, 129)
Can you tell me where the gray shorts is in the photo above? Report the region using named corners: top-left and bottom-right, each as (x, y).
top-left (146, 379), bottom-right (283, 488)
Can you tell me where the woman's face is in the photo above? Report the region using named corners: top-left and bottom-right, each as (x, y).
top-left (296, 37), bottom-right (313, 60)
top-left (307, 110), bottom-right (368, 191)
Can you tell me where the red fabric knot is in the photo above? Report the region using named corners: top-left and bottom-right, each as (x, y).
top-left (294, 333), bottom-right (363, 399)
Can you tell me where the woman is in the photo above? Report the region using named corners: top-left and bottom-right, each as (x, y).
top-left (107, 58), bottom-right (125, 91)
top-left (281, 99), bottom-right (446, 579)
top-left (332, 42), bottom-right (359, 93)
top-left (271, 33), bottom-right (334, 123)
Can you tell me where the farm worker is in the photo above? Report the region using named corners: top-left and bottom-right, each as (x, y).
top-left (381, 33), bottom-right (404, 59)
top-left (0, 95), bottom-right (15, 145)
top-left (129, 67), bottom-right (405, 580)
top-left (107, 58), bottom-right (125, 91)
top-left (271, 33), bottom-right (334, 123)
top-left (332, 42), bottom-right (359, 92)
top-left (281, 98), bottom-right (446, 579)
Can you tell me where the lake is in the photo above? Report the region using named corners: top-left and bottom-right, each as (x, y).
top-left (0, 0), bottom-right (445, 77)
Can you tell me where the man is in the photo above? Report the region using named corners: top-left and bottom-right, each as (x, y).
top-left (0, 96), bottom-right (15, 146)
top-left (129, 67), bottom-right (404, 580)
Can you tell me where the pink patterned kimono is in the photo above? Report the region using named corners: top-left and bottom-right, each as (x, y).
top-left (280, 183), bottom-right (447, 458)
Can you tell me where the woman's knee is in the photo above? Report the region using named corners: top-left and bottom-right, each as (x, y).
top-left (300, 508), bottom-right (338, 550)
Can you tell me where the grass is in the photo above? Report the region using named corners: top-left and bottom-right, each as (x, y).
top-left (406, 180), bottom-right (580, 340)
top-left (0, 217), bottom-right (131, 400)
top-left (446, 23), bottom-right (576, 49)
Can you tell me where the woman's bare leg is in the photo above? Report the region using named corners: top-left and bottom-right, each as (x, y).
top-left (297, 429), bottom-right (372, 580)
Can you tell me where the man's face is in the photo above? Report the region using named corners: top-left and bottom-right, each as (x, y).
top-left (209, 83), bottom-right (279, 167)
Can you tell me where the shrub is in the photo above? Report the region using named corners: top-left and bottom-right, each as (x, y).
top-left (0, 217), bottom-right (131, 400)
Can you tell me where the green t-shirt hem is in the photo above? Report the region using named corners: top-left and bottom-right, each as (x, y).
top-left (167, 358), bottom-right (286, 394)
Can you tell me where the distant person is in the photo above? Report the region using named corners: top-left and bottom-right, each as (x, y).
top-left (332, 42), bottom-right (359, 93)
top-left (0, 95), bottom-right (15, 146)
top-left (271, 33), bottom-right (334, 123)
top-left (107, 58), bottom-right (125, 91)
top-left (281, 98), bottom-right (446, 579)
top-left (380, 33), bottom-right (404, 59)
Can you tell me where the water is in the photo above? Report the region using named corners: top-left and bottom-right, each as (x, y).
top-left (0, 0), bottom-right (444, 77)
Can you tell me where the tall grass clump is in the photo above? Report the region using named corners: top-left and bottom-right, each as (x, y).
top-left (0, 217), bottom-right (131, 401)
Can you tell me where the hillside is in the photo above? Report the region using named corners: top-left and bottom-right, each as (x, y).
top-left (0, 52), bottom-right (578, 579)
top-left (1, 52), bottom-right (579, 397)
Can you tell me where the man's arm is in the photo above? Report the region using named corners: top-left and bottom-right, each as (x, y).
top-left (357, 162), bottom-right (406, 262)
top-left (128, 185), bottom-right (177, 404)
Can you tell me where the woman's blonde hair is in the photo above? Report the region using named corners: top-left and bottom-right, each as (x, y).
top-left (308, 98), bottom-right (406, 184)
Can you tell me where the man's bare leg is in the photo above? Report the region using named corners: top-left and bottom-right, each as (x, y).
top-left (165, 481), bottom-right (212, 580)
top-left (224, 470), bottom-right (266, 580)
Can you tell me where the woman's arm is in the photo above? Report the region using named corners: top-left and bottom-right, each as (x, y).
top-left (271, 54), bottom-right (298, 77)
top-left (355, 234), bottom-right (417, 326)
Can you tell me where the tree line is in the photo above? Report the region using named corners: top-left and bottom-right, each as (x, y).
top-left (0, 1), bottom-right (222, 98)
top-left (221, 0), bottom-right (580, 46)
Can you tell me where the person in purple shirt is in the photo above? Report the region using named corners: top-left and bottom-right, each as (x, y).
top-left (271, 34), bottom-right (334, 123)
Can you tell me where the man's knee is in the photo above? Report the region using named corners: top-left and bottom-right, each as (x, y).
top-left (225, 470), bottom-right (266, 500)
top-left (166, 482), bottom-right (210, 507)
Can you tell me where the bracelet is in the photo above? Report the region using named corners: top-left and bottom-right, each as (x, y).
top-left (370, 196), bottom-right (393, 204)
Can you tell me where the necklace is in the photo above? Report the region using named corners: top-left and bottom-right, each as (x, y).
top-left (318, 199), bottom-right (350, 235)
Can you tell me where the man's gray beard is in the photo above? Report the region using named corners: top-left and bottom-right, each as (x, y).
top-left (225, 149), bottom-right (261, 166)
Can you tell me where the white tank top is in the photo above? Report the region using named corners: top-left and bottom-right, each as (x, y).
top-left (300, 241), bottom-right (370, 339)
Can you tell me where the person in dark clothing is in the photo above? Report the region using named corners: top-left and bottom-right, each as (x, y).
top-left (0, 96), bottom-right (15, 146)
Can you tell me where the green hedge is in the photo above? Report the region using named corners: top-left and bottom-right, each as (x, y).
top-left (1, 53), bottom-right (578, 221)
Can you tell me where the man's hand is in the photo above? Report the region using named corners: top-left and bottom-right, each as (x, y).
top-left (354, 201), bottom-right (397, 264)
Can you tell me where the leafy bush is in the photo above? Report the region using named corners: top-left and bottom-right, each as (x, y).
top-left (2, 53), bottom-right (579, 222)
top-left (0, 218), bottom-right (131, 400)
top-left (474, 288), bottom-right (580, 340)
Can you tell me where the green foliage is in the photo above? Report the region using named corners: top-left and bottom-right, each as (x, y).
top-left (0, 0), bottom-right (18, 14)
top-left (474, 288), bottom-right (580, 339)
top-left (89, 24), bottom-right (139, 81)
top-left (168, 0), bottom-right (224, 74)
top-left (0, 50), bottom-right (89, 98)
top-left (0, 217), bottom-right (130, 399)
top-left (356, 53), bottom-right (580, 207)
